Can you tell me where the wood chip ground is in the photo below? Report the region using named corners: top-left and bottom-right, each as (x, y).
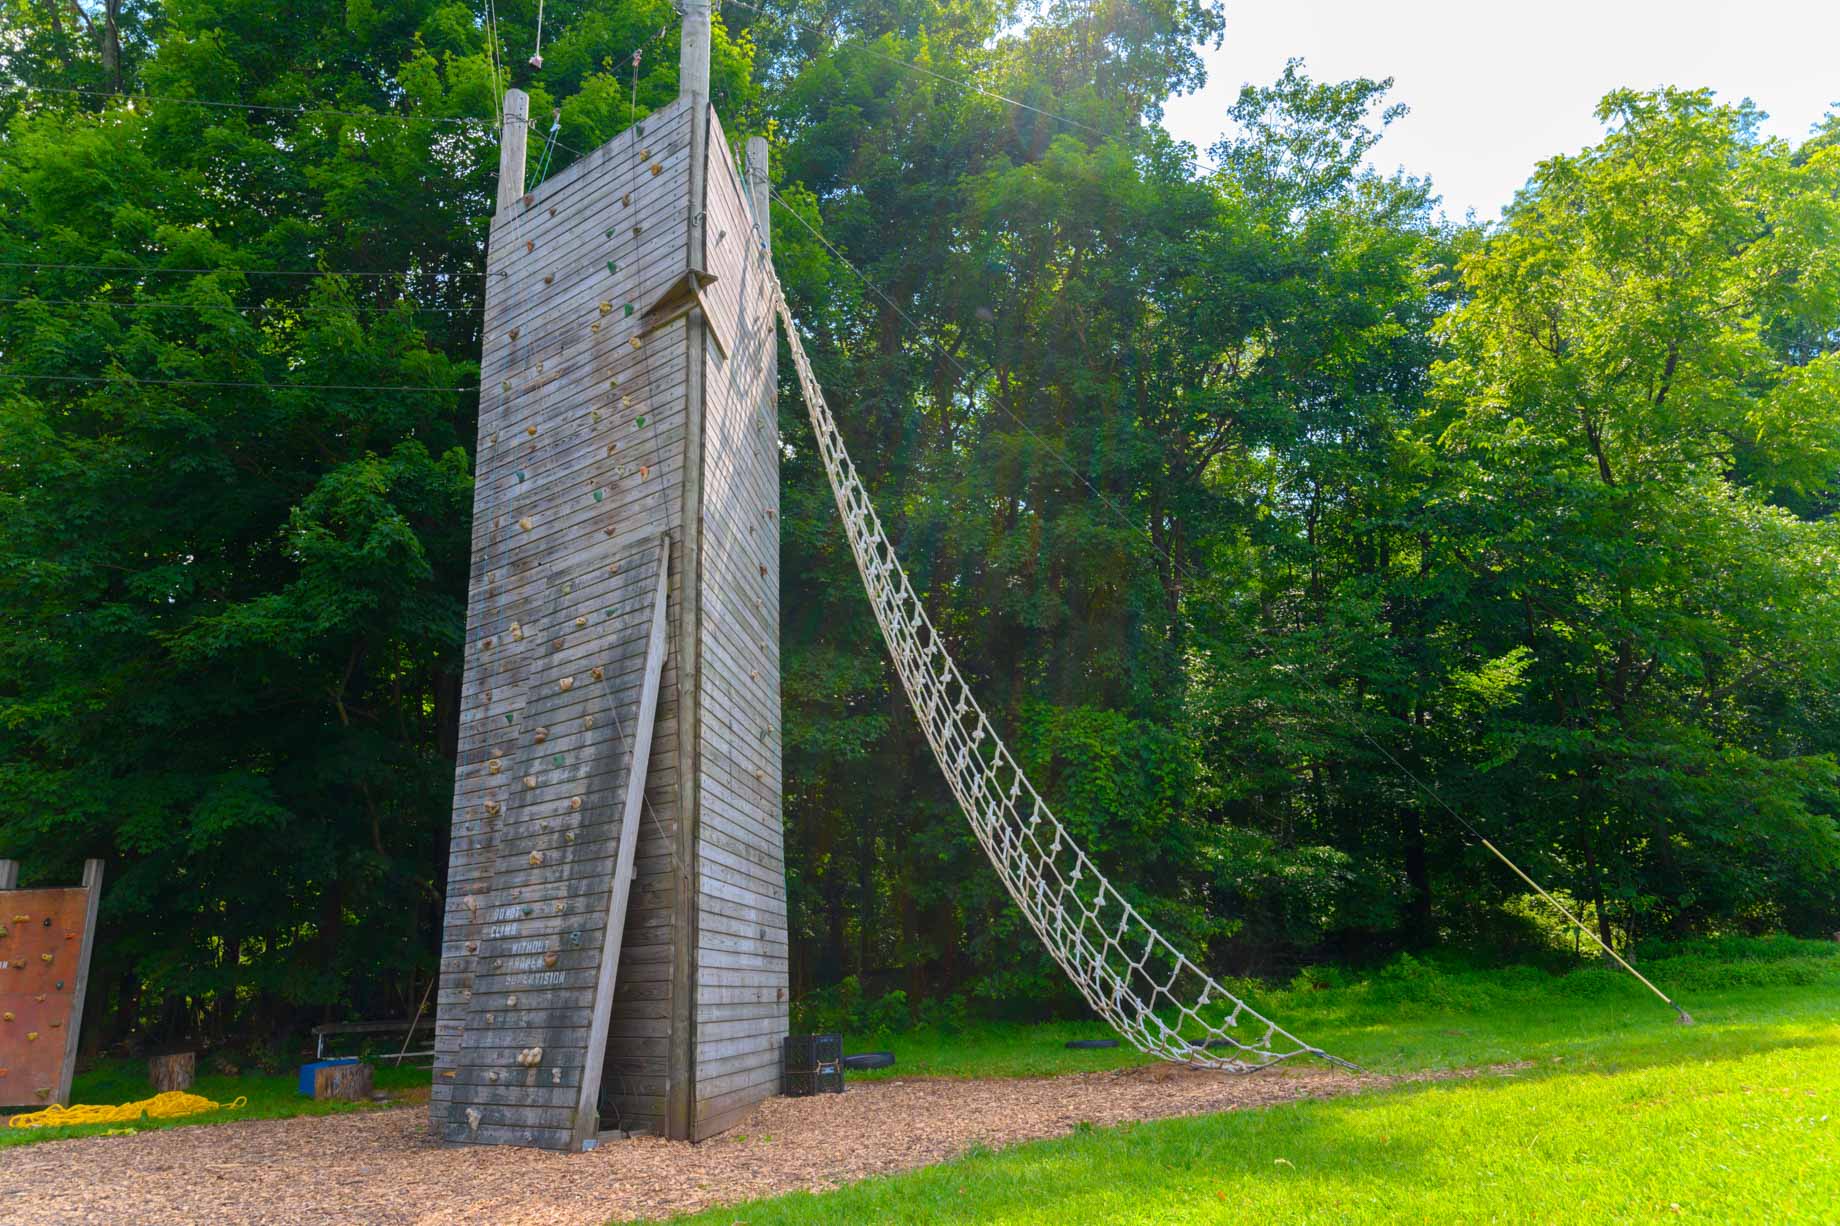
top-left (1, 1065), bottom-right (1460, 1224)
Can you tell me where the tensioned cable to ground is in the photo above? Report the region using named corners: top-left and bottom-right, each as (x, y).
top-left (0, 372), bottom-right (474, 392)
top-left (0, 296), bottom-right (484, 314)
top-left (0, 260), bottom-right (501, 278)
top-left (767, 188), bottom-right (1693, 1025)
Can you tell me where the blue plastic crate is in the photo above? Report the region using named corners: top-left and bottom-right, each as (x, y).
top-left (298, 1057), bottom-right (361, 1097)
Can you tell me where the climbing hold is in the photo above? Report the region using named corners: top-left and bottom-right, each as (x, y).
top-left (524, 239), bottom-right (534, 253)
top-left (593, 488), bottom-right (604, 502)
top-left (650, 163), bottom-right (662, 176)
top-left (584, 714), bottom-right (595, 729)
top-left (516, 1047), bottom-right (543, 1067)
top-left (483, 637), bottom-right (494, 649)
top-left (759, 564), bottom-right (768, 577)
top-left (569, 797), bottom-right (583, 811)
top-left (519, 516), bottom-right (534, 531)
top-left (465, 1107), bottom-right (482, 1134)
top-left (507, 327), bottom-right (520, 341)
top-left (640, 147), bottom-right (651, 159)
top-left (551, 753), bottom-right (564, 767)
top-left (608, 562), bottom-right (621, 575)
top-left (551, 1068), bottom-right (562, 1085)
top-left (507, 994), bottom-right (518, 1007)
top-left (526, 424), bottom-right (537, 437)
top-left (465, 940), bottom-right (478, 954)
top-left (486, 1070), bottom-right (500, 1083)
top-left (631, 225), bottom-right (642, 237)
top-left (623, 302), bottom-right (635, 317)
top-left (2, 1012), bottom-right (11, 1022)
top-left (501, 380), bottom-right (511, 393)
top-left (515, 470), bottom-right (526, 483)
top-left (548, 205), bottom-right (556, 218)
top-left (487, 758), bottom-right (502, 774)
top-left (534, 726), bottom-right (548, 743)
top-left (621, 193), bottom-right (631, 207)
top-left (639, 465), bottom-right (650, 479)
top-left (750, 670), bottom-right (759, 681)
top-left (544, 952), bottom-right (559, 969)
top-left (25, 1032), bottom-right (37, 1042)
top-left (630, 337), bottom-right (642, 350)
top-left (605, 227), bottom-right (615, 239)
top-left (575, 616), bottom-right (587, 628)
top-left (524, 775), bottom-right (537, 790)
top-left (510, 622), bottom-right (524, 640)
top-left (590, 667), bottom-right (604, 681)
top-left (635, 415), bottom-right (647, 427)
top-left (558, 677), bottom-right (574, 692)
top-left (543, 273), bottom-right (553, 286)
top-left (599, 301), bottom-right (613, 316)
top-left (621, 395), bottom-right (632, 408)
top-left (529, 851), bottom-right (542, 866)
top-left (591, 321), bottom-right (601, 334)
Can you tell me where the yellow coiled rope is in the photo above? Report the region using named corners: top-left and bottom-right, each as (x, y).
top-left (6, 1091), bottom-right (248, 1129)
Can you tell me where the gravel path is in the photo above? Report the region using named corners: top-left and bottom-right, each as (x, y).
top-left (1, 1065), bottom-right (1394, 1224)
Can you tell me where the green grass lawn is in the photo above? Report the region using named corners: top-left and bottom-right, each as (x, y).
top-left (665, 938), bottom-right (1840, 1224)
top-left (0, 1057), bottom-right (429, 1148)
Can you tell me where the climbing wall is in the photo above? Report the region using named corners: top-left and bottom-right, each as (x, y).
top-left (433, 95), bottom-right (785, 1149)
top-left (0, 860), bottom-right (103, 1111)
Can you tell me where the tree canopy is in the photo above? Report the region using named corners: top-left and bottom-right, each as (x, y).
top-left (2, 0), bottom-right (1835, 1047)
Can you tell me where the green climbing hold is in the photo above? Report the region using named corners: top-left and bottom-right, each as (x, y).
top-left (635, 415), bottom-right (646, 427)
top-left (607, 260), bottom-right (618, 275)
top-left (593, 489), bottom-right (604, 502)
top-left (515, 470), bottom-right (526, 483)
top-left (623, 302), bottom-right (634, 317)
top-left (505, 714), bottom-right (515, 724)
top-left (605, 228), bottom-right (615, 239)
top-left (551, 753), bottom-right (564, 766)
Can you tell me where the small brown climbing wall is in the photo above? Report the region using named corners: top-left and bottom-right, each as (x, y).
top-left (0, 882), bottom-right (96, 1109)
top-left (432, 95), bottom-right (785, 1150)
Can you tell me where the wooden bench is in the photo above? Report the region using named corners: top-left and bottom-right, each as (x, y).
top-left (311, 1018), bottom-right (435, 1065)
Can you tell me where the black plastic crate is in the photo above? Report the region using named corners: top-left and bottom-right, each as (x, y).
top-left (782, 1033), bottom-right (844, 1096)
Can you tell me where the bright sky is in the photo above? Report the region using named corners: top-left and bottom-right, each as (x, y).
top-left (1160, 0), bottom-right (1840, 222)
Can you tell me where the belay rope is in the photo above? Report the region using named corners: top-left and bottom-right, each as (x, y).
top-left (769, 280), bottom-right (1354, 1075)
top-left (7, 1091), bottom-right (248, 1129)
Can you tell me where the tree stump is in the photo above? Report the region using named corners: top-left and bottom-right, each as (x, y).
top-left (149, 1051), bottom-right (196, 1093)
top-left (312, 1060), bottom-right (374, 1101)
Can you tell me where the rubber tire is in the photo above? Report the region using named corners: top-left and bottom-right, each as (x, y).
top-left (841, 1051), bottom-right (895, 1071)
top-left (1063, 1039), bottom-right (1120, 1050)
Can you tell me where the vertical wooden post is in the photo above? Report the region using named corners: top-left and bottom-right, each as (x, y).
top-left (58, 859), bottom-right (103, 1108)
top-left (497, 88), bottom-right (531, 215)
top-left (0, 859), bottom-right (18, 890)
top-left (667, 0), bottom-right (713, 1144)
top-left (679, 0), bottom-right (711, 107)
top-left (746, 137), bottom-right (770, 254)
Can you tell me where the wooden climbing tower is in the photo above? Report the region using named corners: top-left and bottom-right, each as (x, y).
top-left (432, 0), bottom-right (786, 1149)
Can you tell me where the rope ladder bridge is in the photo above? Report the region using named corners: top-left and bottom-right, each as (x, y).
top-left (766, 277), bottom-right (1356, 1076)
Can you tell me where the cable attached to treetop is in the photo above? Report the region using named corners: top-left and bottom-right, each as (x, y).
top-left (765, 188), bottom-right (1694, 1033)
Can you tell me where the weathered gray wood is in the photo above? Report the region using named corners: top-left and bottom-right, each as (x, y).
top-left (438, 92), bottom-right (784, 1150)
top-left (58, 859), bottom-right (103, 1109)
top-left (0, 860), bottom-right (18, 889)
top-left (572, 533), bottom-right (672, 1150)
top-left (498, 90), bottom-right (530, 215)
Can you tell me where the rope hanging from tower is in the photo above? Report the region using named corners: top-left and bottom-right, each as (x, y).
top-left (766, 276), bottom-right (1355, 1076)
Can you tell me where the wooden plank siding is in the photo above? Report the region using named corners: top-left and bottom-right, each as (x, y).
top-left (689, 111), bottom-right (787, 1141)
top-left (434, 97), bottom-right (786, 1150)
